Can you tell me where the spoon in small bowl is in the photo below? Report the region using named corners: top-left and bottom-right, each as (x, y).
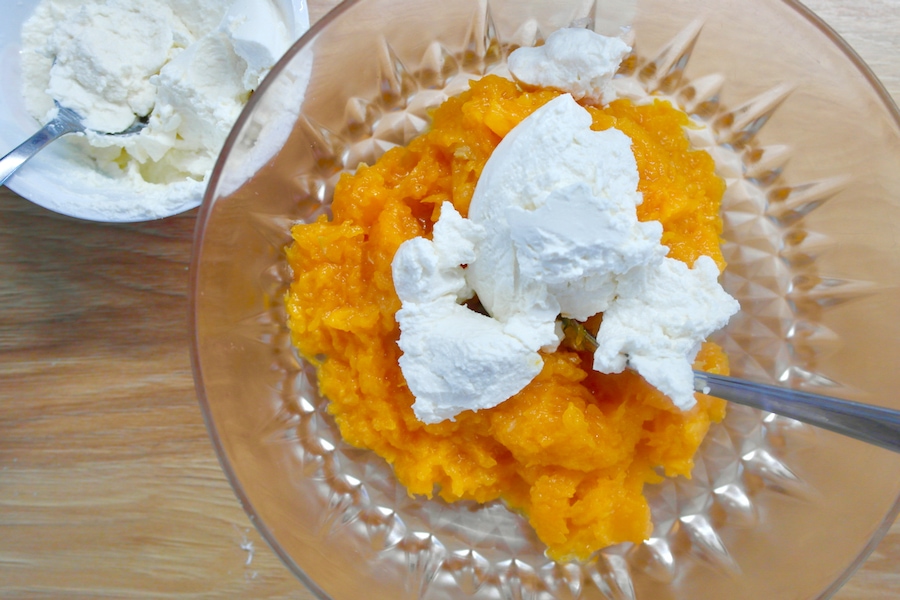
top-left (560, 318), bottom-right (900, 453)
top-left (0, 101), bottom-right (147, 187)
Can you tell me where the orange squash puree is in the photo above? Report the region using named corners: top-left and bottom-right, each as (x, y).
top-left (285, 75), bottom-right (729, 560)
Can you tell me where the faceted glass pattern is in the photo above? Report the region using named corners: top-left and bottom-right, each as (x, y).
top-left (190, 0), bottom-right (900, 598)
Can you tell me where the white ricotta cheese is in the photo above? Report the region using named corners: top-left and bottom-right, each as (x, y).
top-left (593, 256), bottom-right (741, 410)
top-left (507, 27), bottom-right (631, 105)
top-left (392, 203), bottom-right (543, 424)
top-left (467, 94), bottom-right (664, 353)
top-left (39, 0), bottom-right (179, 135)
top-left (19, 0), bottom-right (299, 218)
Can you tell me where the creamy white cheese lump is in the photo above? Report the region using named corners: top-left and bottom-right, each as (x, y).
top-left (393, 203), bottom-right (543, 424)
top-left (466, 94), bottom-right (664, 354)
top-left (391, 28), bottom-right (739, 423)
top-left (593, 255), bottom-right (739, 408)
top-left (19, 0), bottom-right (296, 217)
top-left (508, 26), bottom-right (631, 105)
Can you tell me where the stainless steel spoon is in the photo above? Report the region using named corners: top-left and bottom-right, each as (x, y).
top-left (0, 102), bottom-right (147, 187)
top-left (560, 318), bottom-right (900, 453)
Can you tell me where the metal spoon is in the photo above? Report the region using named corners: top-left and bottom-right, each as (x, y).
top-left (0, 102), bottom-right (147, 187)
top-left (559, 318), bottom-right (900, 453)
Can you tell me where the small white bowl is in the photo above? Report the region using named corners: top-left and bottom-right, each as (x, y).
top-left (0, 0), bottom-right (309, 222)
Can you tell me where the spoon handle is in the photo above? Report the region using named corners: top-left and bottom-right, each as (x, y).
top-left (0, 108), bottom-right (85, 187)
top-left (695, 371), bottom-right (900, 453)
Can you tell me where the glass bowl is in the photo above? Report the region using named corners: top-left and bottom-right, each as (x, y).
top-left (189, 0), bottom-right (900, 598)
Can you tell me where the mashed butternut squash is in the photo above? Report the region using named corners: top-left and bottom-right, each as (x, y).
top-left (285, 75), bottom-right (729, 560)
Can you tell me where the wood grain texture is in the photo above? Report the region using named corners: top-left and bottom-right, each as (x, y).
top-left (1, 0), bottom-right (898, 597)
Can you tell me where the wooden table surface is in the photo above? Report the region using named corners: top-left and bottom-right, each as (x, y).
top-left (2, 0), bottom-right (899, 597)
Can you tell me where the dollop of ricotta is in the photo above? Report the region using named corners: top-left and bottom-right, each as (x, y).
top-left (593, 255), bottom-right (740, 409)
top-left (392, 203), bottom-right (543, 424)
top-left (466, 94), bottom-right (664, 353)
top-left (508, 27), bottom-right (631, 105)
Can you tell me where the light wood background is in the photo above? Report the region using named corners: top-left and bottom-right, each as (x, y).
top-left (1, 0), bottom-right (898, 597)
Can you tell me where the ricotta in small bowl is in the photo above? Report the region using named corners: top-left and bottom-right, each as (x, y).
top-left (0, 0), bottom-right (309, 221)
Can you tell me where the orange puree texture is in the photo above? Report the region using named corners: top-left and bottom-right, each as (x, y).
top-left (285, 75), bottom-right (729, 560)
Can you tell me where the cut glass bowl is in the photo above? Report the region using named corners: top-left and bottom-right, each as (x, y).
top-left (190, 0), bottom-right (900, 597)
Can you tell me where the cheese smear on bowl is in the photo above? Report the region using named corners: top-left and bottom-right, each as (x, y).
top-left (18, 0), bottom-right (303, 219)
top-left (392, 28), bottom-right (739, 423)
